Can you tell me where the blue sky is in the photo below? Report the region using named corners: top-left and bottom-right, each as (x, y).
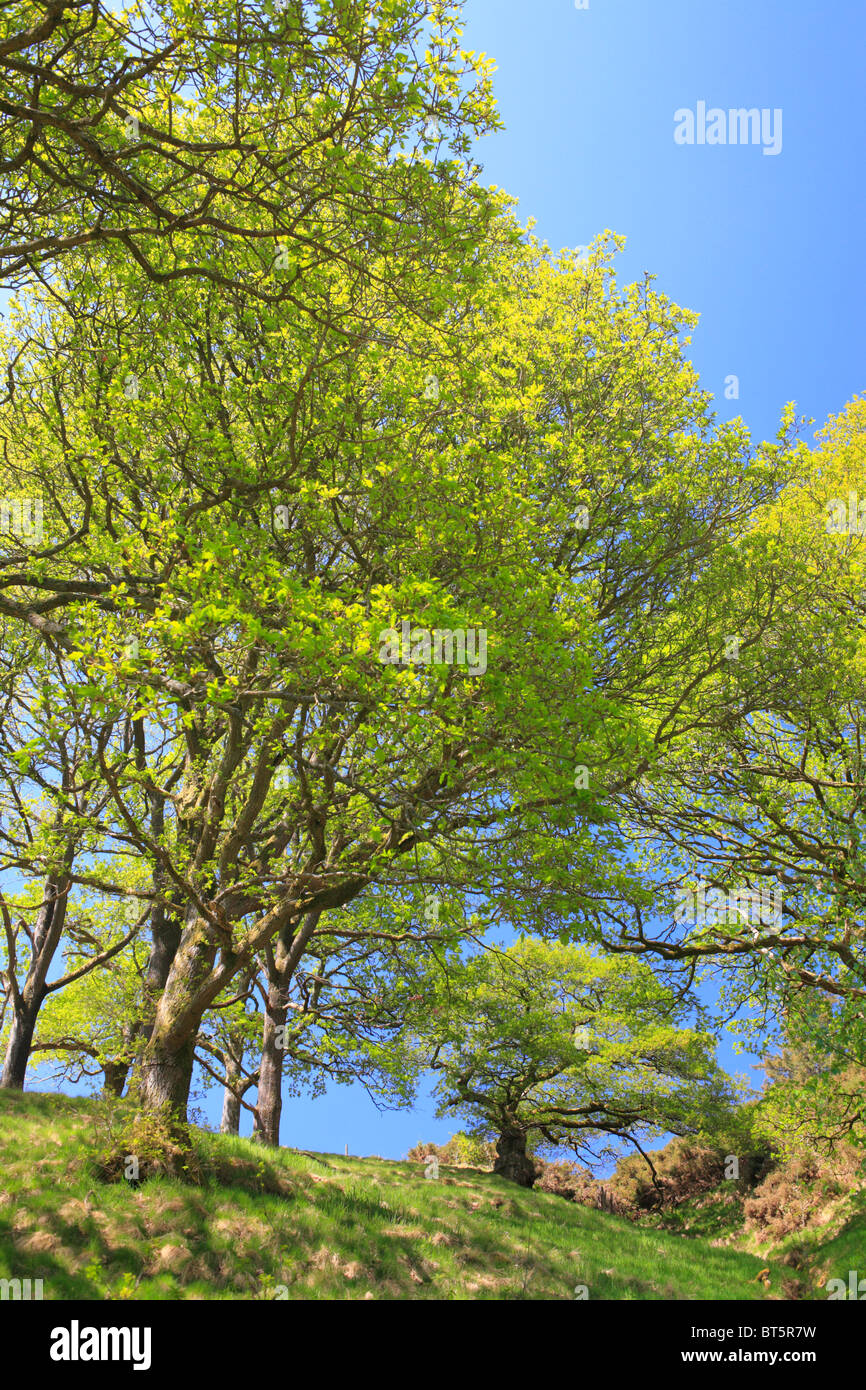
top-left (21, 0), bottom-right (866, 1160)
top-left (462, 0), bottom-right (866, 446)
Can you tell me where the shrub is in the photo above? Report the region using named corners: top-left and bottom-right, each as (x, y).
top-left (743, 1158), bottom-right (855, 1241)
top-left (407, 1132), bottom-right (497, 1169)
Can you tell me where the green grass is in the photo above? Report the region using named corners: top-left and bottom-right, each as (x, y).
top-left (633, 1163), bottom-right (866, 1301)
top-left (0, 1089), bottom-right (848, 1300)
top-left (798, 1213), bottom-right (866, 1296)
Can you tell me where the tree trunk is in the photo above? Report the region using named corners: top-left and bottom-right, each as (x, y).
top-left (127, 782), bottom-right (182, 1071)
top-left (220, 1055), bottom-right (242, 1135)
top-left (216, 967), bottom-right (254, 1135)
top-left (494, 1131), bottom-right (537, 1188)
top-left (252, 981), bottom-right (288, 1146)
top-left (1, 873), bottom-right (70, 1090)
top-left (102, 1060), bottom-right (130, 1098)
top-left (136, 916), bottom-right (219, 1127)
top-left (1, 998), bottom-right (41, 1090)
top-left (252, 907), bottom-right (322, 1147)
top-left (138, 1033), bottom-right (198, 1118)
top-left (126, 906), bottom-right (182, 1092)
top-left (130, 900), bottom-right (182, 1045)
top-left (143, 908), bottom-right (183, 1021)
top-left (138, 906), bottom-right (319, 1137)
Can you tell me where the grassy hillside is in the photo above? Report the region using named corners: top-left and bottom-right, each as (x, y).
top-left (0, 1090), bottom-right (859, 1300)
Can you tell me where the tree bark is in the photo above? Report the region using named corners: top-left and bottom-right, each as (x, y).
top-left (143, 906), bottom-right (183, 1021)
top-left (494, 1131), bottom-right (538, 1188)
top-left (136, 915), bottom-right (220, 1125)
top-left (252, 980), bottom-right (288, 1146)
top-left (1, 999), bottom-right (41, 1090)
top-left (102, 1060), bottom-right (130, 1098)
top-left (252, 908), bottom-right (322, 1147)
top-left (138, 1033), bottom-right (198, 1118)
top-left (127, 764), bottom-right (183, 1066)
top-left (220, 1055), bottom-right (242, 1135)
top-left (127, 903), bottom-right (182, 1089)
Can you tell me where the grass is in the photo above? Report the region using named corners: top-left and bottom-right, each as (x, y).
top-left (0, 1089), bottom-right (853, 1300)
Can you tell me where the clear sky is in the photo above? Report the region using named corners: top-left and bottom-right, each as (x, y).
top-left (460, 0), bottom-right (866, 446)
top-left (24, 0), bottom-right (866, 1160)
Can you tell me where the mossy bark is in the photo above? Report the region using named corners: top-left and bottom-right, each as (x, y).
top-left (252, 981), bottom-right (289, 1146)
top-left (494, 1131), bottom-right (538, 1188)
top-left (220, 1056), bottom-right (242, 1135)
top-left (137, 918), bottom-right (219, 1130)
top-left (102, 1060), bottom-right (130, 1099)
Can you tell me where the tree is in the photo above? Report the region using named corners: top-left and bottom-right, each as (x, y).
top-left (182, 896), bottom-right (450, 1142)
top-left (194, 964), bottom-right (259, 1134)
top-left (0, 631), bottom-right (145, 1088)
top-left (0, 0), bottom-right (506, 1143)
top-left (26, 922), bottom-right (143, 1097)
top-left (746, 994), bottom-right (866, 1169)
top-left (602, 396), bottom-right (866, 1027)
top-left (0, 222), bottom-right (801, 1158)
top-left (414, 938), bottom-right (737, 1187)
top-left (0, 0), bottom-right (499, 298)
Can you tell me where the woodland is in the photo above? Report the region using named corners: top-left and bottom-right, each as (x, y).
top-left (0, 2), bottom-right (864, 1244)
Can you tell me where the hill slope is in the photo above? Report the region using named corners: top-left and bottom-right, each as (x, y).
top-left (0, 1090), bottom-right (854, 1301)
